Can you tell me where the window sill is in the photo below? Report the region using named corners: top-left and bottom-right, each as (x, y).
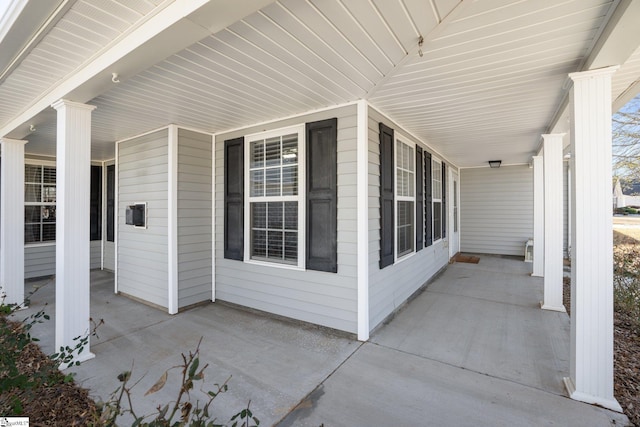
top-left (25, 242), bottom-right (56, 248)
top-left (394, 250), bottom-right (416, 265)
top-left (244, 259), bottom-right (305, 272)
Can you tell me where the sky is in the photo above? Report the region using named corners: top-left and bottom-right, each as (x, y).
top-left (612, 93), bottom-right (640, 179)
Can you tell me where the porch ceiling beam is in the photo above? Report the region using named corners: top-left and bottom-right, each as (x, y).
top-left (584, 0), bottom-right (640, 71)
top-left (0, 0), bottom-right (274, 140)
top-left (546, 0), bottom-right (640, 134)
top-left (613, 77), bottom-right (640, 112)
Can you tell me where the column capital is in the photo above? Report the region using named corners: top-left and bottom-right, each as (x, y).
top-left (0, 138), bottom-right (28, 145)
top-left (569, 65), bottom-right (619, 82)
top-left (51, 99), bottom-right (97, 112)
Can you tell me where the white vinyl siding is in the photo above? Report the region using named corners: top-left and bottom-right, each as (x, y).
top-left (117, 129), bottom-right (169, 308)
top-left (90, 241), bottom-right (101, 269)
top-left (460, 165), bottom-right (533, 256)
top-left (368, 107), bottom-right (450, 330)
top-left (177, 129), bottom-right (212, 309)
top-left (23, 241), bottom-right (101, 279)
top-left (25, 245), bottom-right (56, 279)
top-left (216, 105), bottom-right (358, 333)
top-left (103, 241), bottom-right (115, 271)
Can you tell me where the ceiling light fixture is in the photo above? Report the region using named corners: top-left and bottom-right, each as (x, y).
top-left (488, 160), bottom-right (502, 168)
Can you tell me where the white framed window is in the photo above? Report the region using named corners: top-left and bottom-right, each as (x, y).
top-left (244, 125), bottom-right (305, 268)
top-left (395, 137), bottom-right (415, 259)
top-left (25, 162), bottom-right (56, 244)
top-left (432, 158), bottom-right (443, 242)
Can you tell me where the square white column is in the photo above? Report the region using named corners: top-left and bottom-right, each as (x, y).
top-left (0, 138), bottom-right (27, 306)
top-left (564, 66), bottom-right (622, 412)
top-left (541, 134), bottom-right (565, 312)
top-left (356, 100), bottom-right (370, 341)
top-left (532, 155), bottom-right (544, 277)
top-left (52, 99), bottom-right (96, 364)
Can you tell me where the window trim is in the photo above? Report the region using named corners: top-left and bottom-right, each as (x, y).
top-left (243, 124), bottom-right (306, 269)
top-left (432, 156), bottom-right (443, 243)
top-left (24, 162), bottom-right (57, 245)
top-left (394, 134), bottom-right (416, 262)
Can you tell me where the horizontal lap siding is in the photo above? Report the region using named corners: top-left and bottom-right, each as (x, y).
top-left (460, 165), bottom-right (533, 256)
top-left (367, 107), bottom-right (449, 330)
top-left (215, 105), bottom-right (358, 333)
top-left (25, 245), bottom-right (55, 279)
top-left (177, 129), bottom-right (212, 309)
top-left (90, 240), bottom-right (101, 269)
top-left (117, 130), bottom-right (168, 308)
top-left (104, 241), bottom-right (115, 271)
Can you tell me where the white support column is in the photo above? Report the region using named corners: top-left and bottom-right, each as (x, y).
top-left (541, 134), bottom-right (565, 312)
top-left (0, 138), bottom-right (27, 307)
top-left (52, 99), bottom-right (96, 364)
top-left (211, 134), bottom-right (216, 302)
top-left (168, 125), bottom-right (178, 314)
top-left (532, 155), bottom-right (544, 277)
top-left (564, 66), bottom-right (622, 412)
top-left (356, 100), bottom-right (370, 341)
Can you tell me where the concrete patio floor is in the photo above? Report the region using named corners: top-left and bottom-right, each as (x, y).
top-left (17, 255), bottom-right (628, 426)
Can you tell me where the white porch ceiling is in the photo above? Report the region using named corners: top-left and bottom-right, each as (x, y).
top-left (2, 0), bottom-right (640, 167)
top-left (0, 0), bottom-right (167, 126)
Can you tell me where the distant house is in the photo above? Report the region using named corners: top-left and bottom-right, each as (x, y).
top-left (613, 179), bottom-right (640, 208)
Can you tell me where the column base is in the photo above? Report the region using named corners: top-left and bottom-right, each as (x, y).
top-left (540, 301), bottom-right (567, 312)
top-left (564, 377), bottom-right (623, 413)
top-left (531, 272), bottom-right (543, 278)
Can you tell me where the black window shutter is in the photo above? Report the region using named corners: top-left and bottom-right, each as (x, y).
top-left (224, 137), bottom-right (244, 260)
top-left (90, 165), bottom-right (102, 241)
top-left (379, 123), bottom-right (394, 269)
top-left (425, 152), bottom-right (433, 247)
top-left (415, 146), bottom-right (423, 251)
top-left (106, 165), bottom-right (115, 242)
top-left (442, 162), bottom-right (447, 239)
top-left (306, 118), bottom-right (338, 273)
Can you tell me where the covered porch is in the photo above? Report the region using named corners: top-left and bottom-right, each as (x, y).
top-left (2, 0), bottom-right (640, 416)
top-left (20, 256), bottom-right (628, 426)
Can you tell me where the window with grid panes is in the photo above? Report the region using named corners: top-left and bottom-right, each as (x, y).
top-left (396, 138), bottom-right (415, 258)
top-left (247, 126), bottom-right (304, 266)
top-left (25, 164), bottom-right (56, 243)
top-left (432, 159), bottom-right (442, 241)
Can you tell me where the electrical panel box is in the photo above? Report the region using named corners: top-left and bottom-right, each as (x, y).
top-left (125, 203), bottom-right (146, 228)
